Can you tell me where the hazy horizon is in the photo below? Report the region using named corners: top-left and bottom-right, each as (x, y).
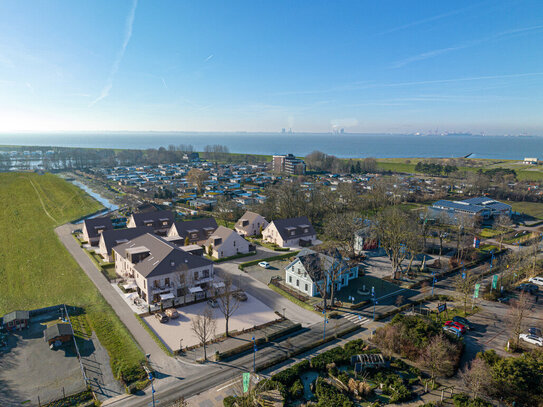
top-left (1, 1), bottom-right (542, 135)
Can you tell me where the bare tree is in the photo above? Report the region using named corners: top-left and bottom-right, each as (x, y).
top-left (420, 334), bottom-right (456, 386)
top-left (216, 277), bottom-right (240, 337)
top-left (323, 212), bottom-right (361, 257)
top-left (460, 358), bottom-right (492, 399)
top-left (495, 214), bottom-right (513, 250)
top-left (454, 273), bottom-right (475, 316)
top-left (508, 291), bottom-right (530, 347)
top-left (187, 168), bottom-right (209, 193)
top-left (191, 307), bottom-right (216, 360)
top-left (370, 206), bottom-right (418, 279)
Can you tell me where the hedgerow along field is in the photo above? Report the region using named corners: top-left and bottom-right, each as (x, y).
top-left (0, 172), bottom-right (146, 384)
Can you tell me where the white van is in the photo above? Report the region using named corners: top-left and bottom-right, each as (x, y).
top-left (528, 277), bottom-right (543, 287)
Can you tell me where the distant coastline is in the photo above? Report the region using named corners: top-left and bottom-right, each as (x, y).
top-left (0, 132), bottom-right (542, 160)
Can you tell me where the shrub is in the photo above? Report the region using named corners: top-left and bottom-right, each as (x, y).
top-left (343, 338), bottom-right (366, 357)
top-left (223, 396), bottom-right (236, 407)
top-left (272, 360), bottom-right (310, 387)
top-left (289, 379), bottom-right (304, 399)
top-left (452, 393), bottom-right (493, 407)
top-left (311, 347), bottom-right (348, 370)
top-left (314, 378), bottom-right (353, 407)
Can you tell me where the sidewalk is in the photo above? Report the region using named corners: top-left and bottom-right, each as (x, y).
top-left (182, 319), bottom-right (300, 362)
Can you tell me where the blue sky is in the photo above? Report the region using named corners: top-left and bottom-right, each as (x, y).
top-left (0, 0), bottom-right (542, 134)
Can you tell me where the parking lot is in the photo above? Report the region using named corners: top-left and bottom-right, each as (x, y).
top-left (142, 292), bottom-right (278, 352)
top-left (0, 314), bottom-right (87, 407)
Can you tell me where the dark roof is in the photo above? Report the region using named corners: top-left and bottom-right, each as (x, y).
top-left (100, 227), bottom-right (155, 254)
top-left (3, 310), bottom-right (29, 324)
top-left (170, 218), bottom-right (218, 242)
top-left (113, 233), bottom-right (213, 278)
top-left (270, 216), bottom-right (315, 241)
top-left (235, 211), bottom-right (266, 232)
top-left (462, 197), bottom-right (512, 211)
top-left (432, 200), bottom-right (487, 214)
top-left (44, 323), bottom-right (73, 342)
top-left (292, 250), bottom-right (333, 282)
top-left (83, 217), bottom-right (113, 238)
top-left (130, 210), bottom-right (174, 229)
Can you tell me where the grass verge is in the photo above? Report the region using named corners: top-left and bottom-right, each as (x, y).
top-left (268, 283), bottom-right (317, 313)
top-left (0, 173), bottom-right (145, 386)
top-left (135, 314), bottom-right (174, 356)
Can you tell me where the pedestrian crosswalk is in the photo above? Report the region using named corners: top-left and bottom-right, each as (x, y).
top-left (343, 313), bottom-right (371, 327)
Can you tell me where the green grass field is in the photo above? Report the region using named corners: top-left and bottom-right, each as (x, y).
top-left (0, 172), bottom-right (145, 384)
top-left (510, 201), bottom-right (543, 219)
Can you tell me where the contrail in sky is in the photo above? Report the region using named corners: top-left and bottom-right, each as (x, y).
top-left (90, 0), bottom-right (138, 106)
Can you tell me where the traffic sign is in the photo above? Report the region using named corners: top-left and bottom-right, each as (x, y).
top-left (243, 373), bottom-right (251, 393)
top-left (474, 283), bottom-right (481, 298)
top-left (492, 275), bottom-right (498, 290)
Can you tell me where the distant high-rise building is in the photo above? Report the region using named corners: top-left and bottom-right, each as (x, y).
top-left (281, 128), bottom-right (286, 133)
top-left (273, 154), bottom-right (306, 175)
top-left (340, 128), bottom-right (344, 134)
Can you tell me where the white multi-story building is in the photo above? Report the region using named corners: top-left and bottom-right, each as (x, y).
top-left (113, 233), bottom-right (214, 304)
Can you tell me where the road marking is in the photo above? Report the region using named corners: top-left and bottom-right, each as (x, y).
top-left (343, 313), bottom-right (371, 326)
top-left (216, 379), bottom-right (239, 392)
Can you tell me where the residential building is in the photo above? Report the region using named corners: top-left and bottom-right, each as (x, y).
top-left (127, 210), bottom-right (175, 235)
top-left (524, 157), bottom-right (538, 165)
top-left (235, 211), bottom-right (268, 237)
top-left (205, 226), bottom-right (251, 259)
top-left (284, 249), bottom-right (359, 297)
top-left (2, 310), bottom-right (29, 331)
top-left (113, 233), bottom-right (214, 304)
top-left (272, 154), bottom-right (306, 175)
top-left (168, 217), bottom-right (218, 245)
top-left (262, 216), bottom-right (316, 248)
top-left (82, 217), bottom-right (113, 246)
top-left (98, 226), bottom-right (154, 262)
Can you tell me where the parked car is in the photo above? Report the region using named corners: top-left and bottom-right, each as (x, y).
top-left (528, 327), bottom-right (542, 337)
top-left (528, 277), bottom-right (543, 287)
top-left (258, 261), bottom-right (270, 269)
top-left (165, 308), bottom-right (179, 319)
top-left (497, 296), bottom-right (510, 304)
top-left (519, 333), bottom-right (543, 347)
top-left (452, 316), bottom-right (472, 330)
top-left (443, 326), bottom-right (462, 337)
top-left (445, 320), bottom-right (467, 333)
top-left (207, 298), bottom-right (219, 308)
top-left (154, 312), bottom-right (169, 323)
top-left (233, 291), bottom-right (248, 301)
top-left (516, 283), bottom-right (539, 294)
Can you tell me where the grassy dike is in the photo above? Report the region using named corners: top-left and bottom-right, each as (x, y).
top-left (0, 172), bottom-right (146, 385)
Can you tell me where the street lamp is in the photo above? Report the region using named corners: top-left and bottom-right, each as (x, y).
top-left (282, 307), bottom-right (286, 319)
top-left (252, 335), bottom-right (257, 372)
top-left (179, 338), bottom-right (183, 354)
top-left (431, 271), bottom-right (436, 297)
top-left (148, 372), bottom-right (156, 407)
top-left (322, 310), bottom-right (328, 341)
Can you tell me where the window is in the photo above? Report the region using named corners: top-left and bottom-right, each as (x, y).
top-left (233, 241), bottom-right (236, 247)
top-left (296, 279), bottom-right (299, 287)
top-left (305, 283), bottom-right (308, 291)
top-left (289, 276), bottom-right (292, 283)
top-left (165, 278), bottom-right (170, 286)
top-left (304, 228), bottom-right (308, 233)
top-left (154, 280), bottom-right (159, 288)
top-left (194, 271), bottom-right (199, 280)
top-left (203, 269), bottom-right (210, 278)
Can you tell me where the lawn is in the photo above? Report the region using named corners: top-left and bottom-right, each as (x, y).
top-left (0, 172), bottom-right (145, 385)
top-left (510, 201), bottom-right (543, 219)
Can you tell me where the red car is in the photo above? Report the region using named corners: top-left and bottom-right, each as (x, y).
top-left (444, 321), bottom-right (467, 334)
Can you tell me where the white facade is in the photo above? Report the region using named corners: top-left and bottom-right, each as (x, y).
top-left (262, 222), bottom-right (316, 248)
top-left (284, 256), bottom-right (359, 297)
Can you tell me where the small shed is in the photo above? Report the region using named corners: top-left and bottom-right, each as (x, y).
top-left (44, 323), bottom-right (73, 346)
top-left (2, 310), bottom-right (30, 331)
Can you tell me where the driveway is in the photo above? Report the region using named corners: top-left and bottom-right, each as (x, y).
top-left (143, 292), bottom-right (278, 351)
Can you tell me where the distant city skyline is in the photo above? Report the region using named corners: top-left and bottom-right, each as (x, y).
top-left (0, 0), bottom-right (542, 135)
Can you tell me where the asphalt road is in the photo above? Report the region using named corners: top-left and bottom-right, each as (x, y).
top-left (104, 317), bottom-right (359, 407)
